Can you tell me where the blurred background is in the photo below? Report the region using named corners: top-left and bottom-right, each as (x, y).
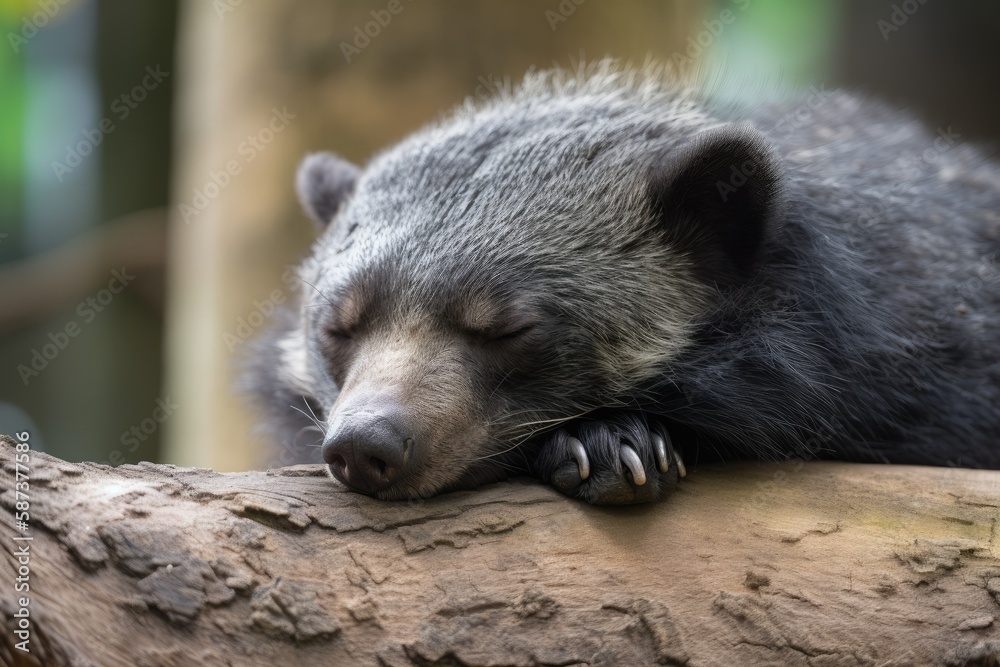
top-left (0, 0), bottom-right (997, 471)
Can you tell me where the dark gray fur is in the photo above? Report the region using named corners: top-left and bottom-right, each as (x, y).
top-left (245, 64), bottom-right (1000, 502)
top-left (295, 152), bottom-right (360, 226)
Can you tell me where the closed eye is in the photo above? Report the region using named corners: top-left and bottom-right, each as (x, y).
top-left (489, 324), bottom-right (535, 342)
top-left (324, 326), bottom-right (353, 342)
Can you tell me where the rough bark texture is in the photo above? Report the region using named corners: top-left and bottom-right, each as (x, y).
top-left (2, 435), bottom-right (999, 667)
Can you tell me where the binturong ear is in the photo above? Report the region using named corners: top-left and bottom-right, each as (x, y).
top-left (295, 152), bottom-right (362, 228)
top-left (649, 124), bottom-right (785, 283)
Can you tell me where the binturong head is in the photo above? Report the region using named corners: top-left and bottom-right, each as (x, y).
top-left (283, 70), bottom-right (785, 500)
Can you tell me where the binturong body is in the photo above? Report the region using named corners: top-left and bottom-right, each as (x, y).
top-left (247, 64), bottom-right (1000, 505)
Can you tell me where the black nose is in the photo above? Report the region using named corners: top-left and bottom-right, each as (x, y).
top-left (322, 412), bottom-right (413, 494)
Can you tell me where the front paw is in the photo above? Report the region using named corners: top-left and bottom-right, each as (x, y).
top-left (532, 414), bottom-right (685, 505)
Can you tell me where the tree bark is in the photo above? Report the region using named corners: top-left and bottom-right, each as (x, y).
top-left (2, 435), bottom-right (999, 667)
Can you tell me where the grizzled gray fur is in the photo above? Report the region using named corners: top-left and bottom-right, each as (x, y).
top-left (246, 63), bottom-right (1000, 505)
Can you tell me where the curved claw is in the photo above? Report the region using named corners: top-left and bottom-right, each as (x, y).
top-left (619, 445), bottom-right (646, 486)
top-left (673, 447), bottom-right (687, 478)
top-left (567, 436), bottom-right (590, 480)
top-left (653, 426), bottom-right (687, 478)
top-left (650, 432), bottom-right (670, 473)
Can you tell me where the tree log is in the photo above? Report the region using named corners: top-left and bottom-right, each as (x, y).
top-left (2, 435), bottom-right (999, 667)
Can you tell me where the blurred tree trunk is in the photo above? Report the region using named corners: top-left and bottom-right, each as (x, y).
top-left (164, 0), bottom-right (700, 470)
